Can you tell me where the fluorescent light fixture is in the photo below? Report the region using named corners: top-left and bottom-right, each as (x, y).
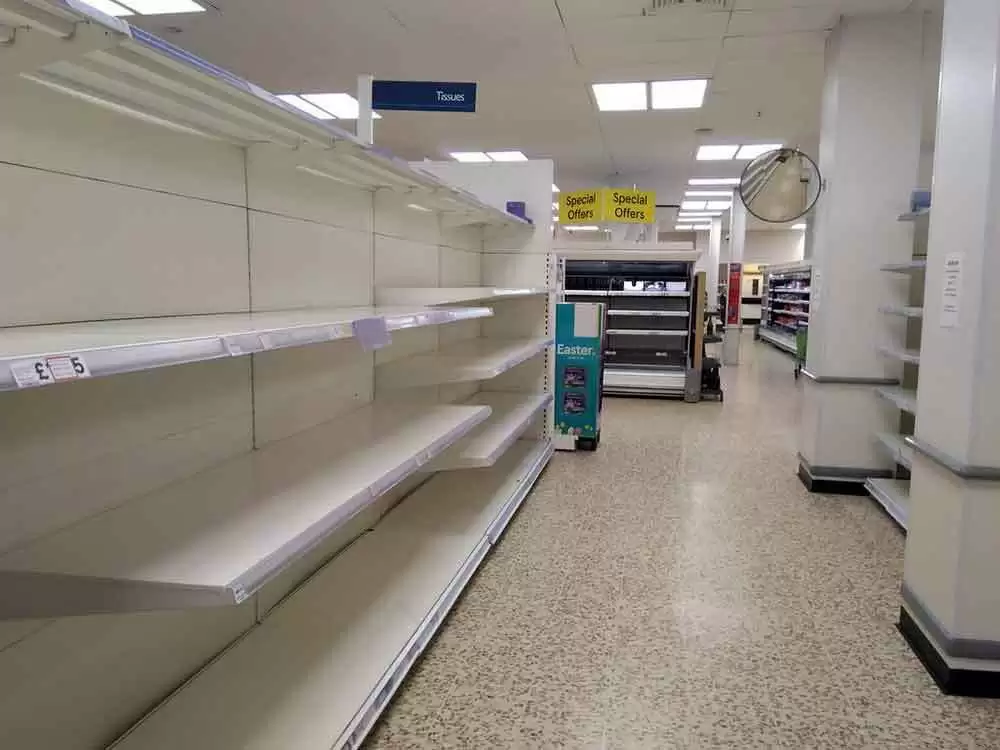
top-left (553, 214), bottom-right (559, 222)
top-left (565, 225), bottom-right (601, 232)
top-left (407, 203), bottom-right (433, 212)
top-left (676, 216), bottom-right (713, 222)
top-left (82, 0), bottom-right (134, 15)
top-left (706, 200), bottom-right (732, 210)
top-left (301, 93), bottom-right (381, 121)
top-left (685, 190), bottom-right (732, 198)
top-left (651, 79), bottom-right (708, 110)
top-left (486, 151), bottom-right (528, 162)
top-left (792, 223), bottom-right (807, 230)
top-left (117, 0), bottom-right (205, 13)
top-left (697, 145), bottom-right (740, 161)
top-left (552, 202), bottom-right (559, 210)
top-left (592, 82), bottom-right (647, 112)
top-left (553, 184), bottom-right (560, 193)
top-left (689, 177), bottom-right (740, 186)
top-left (449, 151), bottom-right (491, 163)
top-left (277, 94), bottom-right (337, 120)
top-left (682, 200), bottom-right (707, 211)
top-left (675, 224), bottom-right (712, 231)
top-left (736, 143), bottom-right (782, 160)
top-left (678, 212), bottom-right (722, 219)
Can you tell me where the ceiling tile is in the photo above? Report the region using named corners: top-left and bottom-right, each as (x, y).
top-left (726, 8), bottom-right (839, 35)
top-left (721, 31), bottom-right (828, 59)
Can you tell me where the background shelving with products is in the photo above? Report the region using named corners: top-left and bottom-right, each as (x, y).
top-left (866, 207), bottom-right (929, 531)
top-left (0, 2), bottom-right (553, 747)
top-left (759, 263), bottom-right (813, 356)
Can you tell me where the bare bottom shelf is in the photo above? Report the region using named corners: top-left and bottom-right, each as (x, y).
top-left (603, 367), bottom-right (687, 397)
top-left (111, 439), bottom-right (553, 750)
top-left (865, 477), bottom-right (910, 531)
top-left (758, 327), bottom-right (797, 355)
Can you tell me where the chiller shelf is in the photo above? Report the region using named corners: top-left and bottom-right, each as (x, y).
top-left (429, 392), bottom-right (552, 471)
top-left (876, 431), bottom-right (915, 470)
top-left (770, 288), bottom-right (811, 295)
top-left (0, 402), bottom-right (492, 620)
top-left (376, 336), bottom-right (552, 388)
top-left (881, 260), bottom-right (928, 273)
top-left (375, 287), bottom-right (550, 306)
top-left (607, 310), bottom-right (689, 318)
top-left (879, 305), bottom-right (924, 319)
top-left (0, 306), bottom-right (492, 391)
top-left (566, 290), bottom-right (690, 298)
top-left (759, 327), bottom-right (798, 354)
top-left (865, 478), bottom-right (910, 531)
top-left (876, 386), bottom-right (917, 414)
top-left (606, 329), bottom-right (688, 337)
top-left (109, 439), bottom-right (553, 750)
top-left (878, 345), bottom-right (921, 365)
top-left (0, 0), bottom-right (530, 231)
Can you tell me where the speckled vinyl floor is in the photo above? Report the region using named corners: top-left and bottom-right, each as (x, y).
top-left (366, 338), bottom-right (1000, 749)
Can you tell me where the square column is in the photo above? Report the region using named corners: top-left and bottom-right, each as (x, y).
top-left (722, 191), bottom-right (746, 365)
top-left (901, 0), bottom-right (1000, 696)
top-left (797, 12), bottom-right (927, 493)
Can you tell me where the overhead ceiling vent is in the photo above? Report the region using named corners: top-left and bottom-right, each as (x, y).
top-left (642, 0), bottom-right (732, 15)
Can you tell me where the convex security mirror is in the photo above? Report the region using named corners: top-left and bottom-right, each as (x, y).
top-left (739, 148), bottom-right (821, 223)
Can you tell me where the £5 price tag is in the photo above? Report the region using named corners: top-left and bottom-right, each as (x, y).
top-left (9, 355), bottom-right (90, 388)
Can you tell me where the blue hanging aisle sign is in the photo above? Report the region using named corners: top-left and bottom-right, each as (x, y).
top-left (372, 80), bottom-right (477, 113)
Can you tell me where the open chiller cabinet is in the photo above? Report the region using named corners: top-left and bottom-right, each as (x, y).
top-left (0, 2), bottom-right (554, 747)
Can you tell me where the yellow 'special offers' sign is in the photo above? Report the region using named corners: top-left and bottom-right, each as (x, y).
top-left (558, 188), bottom-right (656, 225)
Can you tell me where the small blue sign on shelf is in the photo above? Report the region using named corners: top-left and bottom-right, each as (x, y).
top-left (372, 80), bottom-right (477, 113)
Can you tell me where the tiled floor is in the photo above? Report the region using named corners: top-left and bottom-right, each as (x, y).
top-left (367, 339), bottom-right (1000, 748)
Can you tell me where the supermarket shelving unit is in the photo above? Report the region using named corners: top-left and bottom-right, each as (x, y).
top-left (556, 246), bottom-right (698, 398)
top-left (866, 210), bottom-right (928, 531)
top-left (759, 262), bottom-right (813, 356)
top-left (0, 2), bottom-right (554, 748)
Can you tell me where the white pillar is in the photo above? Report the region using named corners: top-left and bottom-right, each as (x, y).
top-left (722, 191), bottom-right (746, 364)
top-left (900, 0), bottom-right (1000, 696)
top-left (707, 217), bottom-right (722, 312)
top-left (797, 12), bottom-right (926, 492)
top-left (357, 74), bottom-right (375, 145)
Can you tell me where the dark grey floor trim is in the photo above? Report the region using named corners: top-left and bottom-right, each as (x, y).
top-left (796, 458), bottom-right (879, 496)
top-left (801, 369), bottom-right (899, 386)
top-left (901, 584), bottom-right (1000, 661)
top-left (899, 608), bottom-right (1000, 697)
top-left (906, 436), bottom-right (1000, 481)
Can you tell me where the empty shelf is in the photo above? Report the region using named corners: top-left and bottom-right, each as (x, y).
top-left (565, 290), bottom-right (688, 298)
top-left (876, 386), bottom-right (917, 414)
top-left (879, 305), bottom-right (924, 319)
top-left (759, 327), bottom-right (798, 355)
top-left (865, 478), bottom-right (910, 531)
top-left (881, 260), bottom-right (927, 273)
top-left (0, 402), bottom-right (492, 620)
top-left (607, 310), bottom-right (689, 318)
top-left (878, 345), bottom-right (921, 365)
top-left (876, 432), bottom-right (915, 470)
top-left (110, 440), bottom-right (552, 750)
top-left (375, 287), bottom-right (550, 306)
top-left (376, 337), bottom-right (552, 388)
top-left (0, 306), bottom-right (492, 391)
top-left (430, 392), bottom-right (553, 470)
top-left (607, 329), bottom-right (688, 337)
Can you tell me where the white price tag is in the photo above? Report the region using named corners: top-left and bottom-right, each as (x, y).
top-left (9, 355), bottom-right (89, 388)
top-left (222, 335), bottom-right (264, 356)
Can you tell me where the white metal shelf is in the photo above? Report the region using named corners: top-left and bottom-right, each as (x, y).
top-left (109, 439), bottom-right (552, 750)
top-left (876, 432), bottom-right (915, 470)
top-left (769, 288), bottom-right (811, 295)
top-left (607, 310), bottom-right (689, 318)
top-left (865, 478), bottom-right (910, 531)
top-left (0, 306), bottom-right (491, 391)
top-left (376, 336), bottom-right (552, 388)
top-left (876, 386), bottom-right (917, 414)
top-left (566, 290), bottom-right (689, 298)
top-left (428, 392), bottom-right (552, 470)
top-left (0, 0), bottom-right (530, 231)
top-left (759, 327), bottom-right (798, 355)
top-left (879, 305), bottom-right (924, 319)
top-left (898, 209), bottom-right (930, 222)
top-left (375, 287), bottom-right (550, 306)
top-left (607, 329), bottom-right (688, 337)
top-left (878, 345), bottom-right (921, 365)
top-left (881, 260), bottom-right (927, 273)
top-left (0, 402), bottom-right (492, 620)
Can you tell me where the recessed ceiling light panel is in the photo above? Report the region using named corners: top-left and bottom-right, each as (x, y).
top-left (696, 145), bottom-right (740, 161)
top-left (82, 0), bottom-right (134, 15)
top-left (705, 200), bottom-right (732, 210)
top-left (685, 190), bottom-right (732, 198)
top-left (449, 151), bottom-right (492, 163)
top-left (486, 151), bottom-right (528, 162)
top-left (681, 200), bottom-right (707, 211)
top-left (651, 79), bottom-right (708, 110)
top-left (689, 177), bottom-right (740, 186)
top-left (736, 143), bottom-right (783, 160)
top-left (301, 93), bottom-right (381, 120)
top-left (592, 82), bottom-right (648, 112)
top-left (119, 0), bottom-right (206, 14)
top-left (277, 95), bottom-right (337, 120)
top-left (553, 184), bottom-right (561, 193)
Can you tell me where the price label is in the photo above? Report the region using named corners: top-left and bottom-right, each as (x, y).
top-left (9, 355), bottom-right (90, 388)
top-left (352, 317), bottom-right (391, 352)
top-left (222, 335), bottom-right (264, 356)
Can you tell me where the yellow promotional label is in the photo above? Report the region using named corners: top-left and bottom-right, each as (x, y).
top-left (600, 189), bottom-right (655, 224)
top-left (559, 189), bottom-right (601, 224)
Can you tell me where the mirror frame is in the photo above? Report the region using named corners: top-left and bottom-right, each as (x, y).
top-left (738, 148), bottom-right (822, 224)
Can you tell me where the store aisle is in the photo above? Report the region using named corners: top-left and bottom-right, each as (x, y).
top-left (367, 339), bottom-right (1000, 749)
